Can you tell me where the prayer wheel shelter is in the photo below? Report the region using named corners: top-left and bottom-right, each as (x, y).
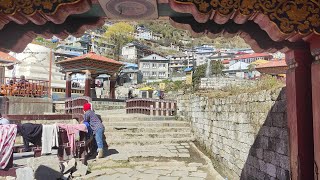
top-left (56, 52), bottom-right (123, 99)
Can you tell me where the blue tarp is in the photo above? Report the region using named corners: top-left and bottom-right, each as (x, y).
top-left (184, 67), bottom-right (193, 72)
top-left (124, 62), bottom-right (138, 68)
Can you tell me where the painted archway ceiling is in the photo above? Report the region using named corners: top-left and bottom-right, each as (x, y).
top-left (0, 0), bottom-right (319, 53)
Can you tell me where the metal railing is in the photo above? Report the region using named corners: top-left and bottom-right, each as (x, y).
top-left (0, 77), bottom-right (49, 97)
top-left (126, 98), bottom-right (177, 116)
top-left (65, 96), bottom-right (92, 120)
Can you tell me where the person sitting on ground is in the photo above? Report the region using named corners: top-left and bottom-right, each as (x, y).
top-left (82, 103), bottom-right (105, 158)
top-left (0, 113), bottom-right (9, 125)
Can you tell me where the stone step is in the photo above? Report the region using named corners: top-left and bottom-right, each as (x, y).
top-left (105, 132), bottom-right (192, 139)
top-left (103, 121), bottom-right (190, 127)
top-left (105, 126), bottom-right (192, 133)
top-left (107, 137), bottom-right (195, 145)
top-left (101, 116), bottom-right (176, 122)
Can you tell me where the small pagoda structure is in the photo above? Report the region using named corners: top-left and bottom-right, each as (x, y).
top-left (56, 52), bottom-right (123, 99)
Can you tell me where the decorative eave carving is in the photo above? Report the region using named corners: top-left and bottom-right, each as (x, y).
top-left (0, 17), bottom-right (105, 53)
top-left (170, 0), bottom-right (320, 42)
top-left (170, 16), bottom-right (308, 53)
top-left (0, 0), bottom-right (81, 16)
top-left (0, 0), bottom-right (91, 29)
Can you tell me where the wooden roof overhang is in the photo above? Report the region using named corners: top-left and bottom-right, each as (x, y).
top-left (56, 52), bottom-right (123, 75)
top-left (168, 0), bottom-right (320, 53)
top-left (0, 0), bottom-right (105, 53)
top-left (0, 0), bottom-right (319, 54)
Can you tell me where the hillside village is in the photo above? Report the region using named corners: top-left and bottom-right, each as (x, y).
top-left (3, 21), bottom-right (286, 100)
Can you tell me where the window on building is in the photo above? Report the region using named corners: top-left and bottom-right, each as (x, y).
top-left (152, 72), bottom-right (157, 76)
top-left (143, 71), bottom-right (149, 77)
top-left (159, 64), bottom-right (166, 68)
top-left (152, 63), bottom-right (157, 68)
top-left (159, 72), bottom-right (166, 77)
top-left (143, 63), bottom-right (150, 68)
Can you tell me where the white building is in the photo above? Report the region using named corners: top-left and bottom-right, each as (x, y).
top-left (139, 54), bottom-right (169, 80)
top-left (223, 61), bottom-right (260, 79)
top-left (7, 43), bottom-right (66, 90)
top-left (135, 31), bottom-right (153, 40)
top-left (121, 42), bottom-right (151, 62)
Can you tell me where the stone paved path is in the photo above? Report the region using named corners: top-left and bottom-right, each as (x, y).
top-left (74, 142), bottom-right (224, 180)
top-left (80, 161), bottom-right (208, 180)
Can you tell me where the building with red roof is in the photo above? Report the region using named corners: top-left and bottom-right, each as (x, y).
top-left (232, 53), bottom-right (273, 64)
top-left (255, 59), bottom-right (287, 75)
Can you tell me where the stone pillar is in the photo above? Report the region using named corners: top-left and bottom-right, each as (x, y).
top-left (310, 38), bottom-right (320, 179)
top-left (109, 75), bottom-right (116, 99)
top-left (65, 72), bottom-right (72, 98)
top-left (285, 49), bottom-right (314, 180)
top-left (84, 70), bottom-right (91, 97)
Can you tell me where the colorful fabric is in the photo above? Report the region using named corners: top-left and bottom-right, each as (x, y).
top-left (57, 124), bottom-right (87, 155)
top-left (0, 124), bottom-right (17, 169)
top-left (83, 110), bottom-right (104, 134)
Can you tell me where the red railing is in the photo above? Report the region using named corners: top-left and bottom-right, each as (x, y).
top-left (65, 96), bottom-right (92, 120)
top-left (0, 77), bottom-right (49, 97)
top-left (126, 98), bottom-right (177, 116)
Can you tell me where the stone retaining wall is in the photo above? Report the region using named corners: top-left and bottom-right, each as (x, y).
top-left (53, 100), bottom-right (126, 113)
top-left (0, 96), bottom-right (52, 115)
top-left (177, 88), bottom-right (289, 180)
top-left (200, 77), bottom-right (255, 90)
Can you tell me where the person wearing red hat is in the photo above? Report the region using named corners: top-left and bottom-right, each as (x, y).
top-left (83, 103), bottom-right (105, 158)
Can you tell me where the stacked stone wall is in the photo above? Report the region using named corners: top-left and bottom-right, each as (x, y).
top-left (177, 88), bottom-right (289, 180)
top-left (200, 77), bottom-right (255, 90)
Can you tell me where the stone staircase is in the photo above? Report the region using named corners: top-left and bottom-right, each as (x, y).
top-left (100, 111), bottom-right (194, 145)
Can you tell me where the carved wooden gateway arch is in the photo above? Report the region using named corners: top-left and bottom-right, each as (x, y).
top-left (0, 0), bottom-right (319, 179)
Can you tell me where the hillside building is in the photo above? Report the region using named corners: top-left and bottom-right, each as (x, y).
top-left (139, 54), bottom-right (169, 80)
top-left (231, 53), bottom-right (273, 65)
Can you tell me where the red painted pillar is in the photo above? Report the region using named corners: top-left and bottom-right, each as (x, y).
top-left (65, 72), bottom-right (71, 98)
top-left (84, 70), bottom-right (91, 97)
top-left (109, 76), bottom-right (116, 99)
top-left (312, 54), bottom-right (320, 179)
top-left (310, 37), bottom-right (320, 179)
top-left (285, 49), bottom-right (314, 180)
